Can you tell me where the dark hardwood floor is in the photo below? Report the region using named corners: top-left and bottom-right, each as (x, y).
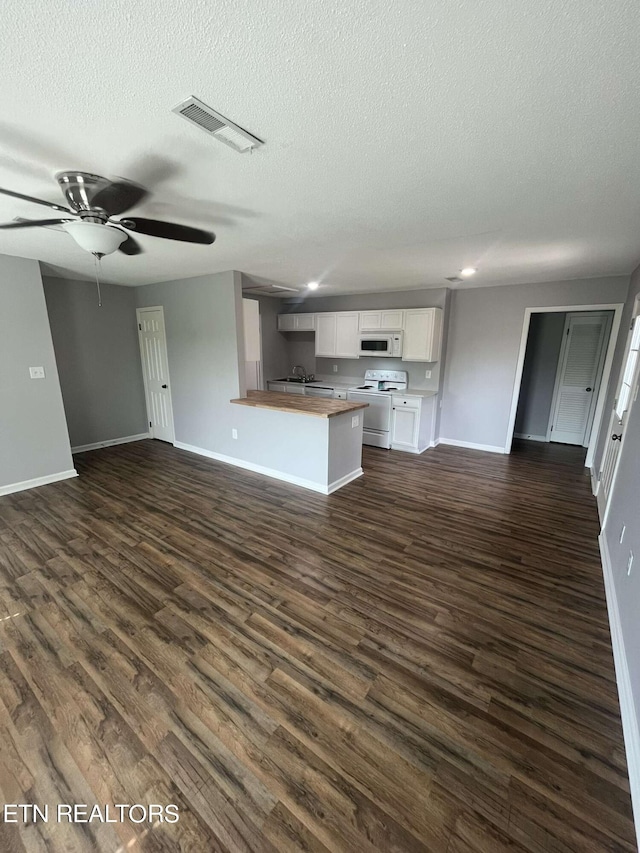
top-left (0, 438), bottom-right (635, 851)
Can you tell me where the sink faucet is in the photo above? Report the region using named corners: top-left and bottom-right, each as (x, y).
top-left (292, 365), bottom-right (307, 381)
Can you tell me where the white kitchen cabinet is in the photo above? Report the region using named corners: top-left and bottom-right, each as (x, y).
top-left (285, 384), bottom-right (305, 395)
top-left (359, 310), bottom-right (404, 331)
top-left (315, 312), bottom-right (359, 358)
top-left (391, 395), bottom-right (421, 450)
top-left (402, 308), bottom-right (443, 362)
top-left (267, 382), bottom-right (287, 392)
top-left (315, 314), bottom-right (337, 356)
top-left (277, 313), bottom-right (315, 331)
top-left (335, 313), bottom-right (360, 358)
top-left (333, 390), bottom-right (347, 399)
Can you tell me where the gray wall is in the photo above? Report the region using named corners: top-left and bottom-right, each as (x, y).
top-left (135, 270), bottom-right (246, 456)
top-left (602, 263), bottom-right (640, 823)
top-left (514, 312), bottom-right (565, 439)
top-left (43, 276), bottom-right (148, 448)
top-left (275, 286), bottom-right (449, 390)
top-left (440, 276), bottom-right (629, 449)
top-left (0, 255), bottom-right (74, 489)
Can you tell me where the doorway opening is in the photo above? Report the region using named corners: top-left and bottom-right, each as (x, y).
top-left (505, 303), bottom-right (624, 466)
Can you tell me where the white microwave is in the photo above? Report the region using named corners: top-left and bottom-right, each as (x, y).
top-left (358, 332), bottom-right (403, 358)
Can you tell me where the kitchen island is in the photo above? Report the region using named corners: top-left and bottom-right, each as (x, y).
top-left (229, 390), bottom-right (367, 493)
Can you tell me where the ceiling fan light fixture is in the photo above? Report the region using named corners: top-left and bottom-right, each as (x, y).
top-left (62, 221), bottom-right (127, 256)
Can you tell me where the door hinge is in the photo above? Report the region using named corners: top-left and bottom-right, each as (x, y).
top-left (566, 328), bottom-right (570, 335)
top-left (139, 323), bottom-right (142, 330)
top-left (149, 421), bottom-right (152, 428)
top-left (550, 425), bottom-right (553, 431)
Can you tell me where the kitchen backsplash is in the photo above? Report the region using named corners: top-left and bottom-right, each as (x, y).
top-left (316, 357), bottom-right (440, 390)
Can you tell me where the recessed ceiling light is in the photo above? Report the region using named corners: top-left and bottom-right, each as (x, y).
top-left (307, 281), bottom-right (319, 290)
top-left (460, 267), bottom-right (477, 277)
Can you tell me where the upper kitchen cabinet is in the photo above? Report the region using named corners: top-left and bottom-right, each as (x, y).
top-left (277, 313), bottom-right (316, 331)
top-left (402, 308), bottom-right (443, 362)
top-left (315, 312), bottom-right (360, 358)
top-left (359, 310), bottom-right (404, 331)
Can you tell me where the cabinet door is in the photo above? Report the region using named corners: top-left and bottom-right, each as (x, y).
top-left (277, 314), bottom-right (296, 331)
top-left (381, 310), bottom-right (404, 330)
top-left (315, 314), bottom-right (337, 356)
top-left (335, 313), bottom-right (360, 358)
top-left (392, 406), bottom-right (420, 449)
top-left (403, 308), bottom-right (443, 361)
top-left (359, 311), bottom-right (382, 331)
top-left (294, 313), bottom-right (315, 331)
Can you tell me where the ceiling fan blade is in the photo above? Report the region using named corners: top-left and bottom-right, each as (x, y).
top-left (92, 181), bottom-right (148, 216)
top-left (120, 217), bottom-right (215, 244)
top-left (0, 218), bottom-right (72, 229)
top-left (0, 187), bottom-right (71, 214)
top-left (118, 234), bottom-right (143, 255)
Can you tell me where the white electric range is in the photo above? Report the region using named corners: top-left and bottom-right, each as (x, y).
top-left (346, 370), bottom-right (408, 448)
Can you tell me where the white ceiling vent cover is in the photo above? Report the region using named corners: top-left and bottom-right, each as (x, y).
top-left (172, 96), bottom-right (264, 153)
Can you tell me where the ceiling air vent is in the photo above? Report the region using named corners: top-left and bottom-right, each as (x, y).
top-left (172, 96), bottom-right (264, 153)
top-left (445, 276), bottom-right (463, 283)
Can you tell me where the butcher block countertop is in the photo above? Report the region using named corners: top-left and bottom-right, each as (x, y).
top-left (230, 390), bottom-right (369, 418)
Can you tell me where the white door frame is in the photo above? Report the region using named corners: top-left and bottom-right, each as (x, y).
top-left (136, 306), bottom-right (176, 444)
top-left (504, 303), bottom-right (624, 466)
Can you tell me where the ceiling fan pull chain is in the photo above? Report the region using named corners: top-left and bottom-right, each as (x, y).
top-left (93, 252), bottom-right (103, 308)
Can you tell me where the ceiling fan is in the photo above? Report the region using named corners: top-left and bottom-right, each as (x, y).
top-left (0, 171), bottom-right (215, 257)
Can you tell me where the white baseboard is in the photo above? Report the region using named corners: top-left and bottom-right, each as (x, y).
top-left (514, 432), bottom-right (548, 442)
top-left (0, 469), bottom-right (78, 497)
top-left (438, 438), bottom-right (505, 454)
top-left (599, 533), bottom-right (640, 849)
top-left (174, 441), bottom-right (360, 495)
top-left (327, 468), bottom-right (363, 493)
top-left (71, 432), bottom-right (151, 454)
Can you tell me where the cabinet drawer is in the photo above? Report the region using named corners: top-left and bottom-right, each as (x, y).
top-left (392, 395), bottom-right (421, 409)
top-left (333, 390), bottom-right (347, 399)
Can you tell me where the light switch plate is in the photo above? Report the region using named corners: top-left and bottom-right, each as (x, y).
top-left (425, 370), bottom-right (432, 379)
top-left (351, 415), bottom-right (359, 428)
top-left (29, 366), bottom-right (45, 379)
top-left (333, 365), bottom-right (338, 373)
top-left (231, 428), bottom-right (238, 440)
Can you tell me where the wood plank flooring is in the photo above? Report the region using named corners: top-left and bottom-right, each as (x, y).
top-left (0, 438), bottom-right (635, 851)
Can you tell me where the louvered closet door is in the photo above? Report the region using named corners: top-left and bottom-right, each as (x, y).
top-left (549, 313), bottom-right (609, 445)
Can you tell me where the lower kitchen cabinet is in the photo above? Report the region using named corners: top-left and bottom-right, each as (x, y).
top-left (391, 394), bottom-right (437, 453)
top-left (391, 402), bottom-right (420, 450)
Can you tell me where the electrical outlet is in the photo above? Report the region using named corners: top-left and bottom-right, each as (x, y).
top-left (333, 364), bottom-right (338, 373)
top-left (351, 415), bottom-right (359, 428)
top-left (628, 550), bottom-right (634, 576)
top-left (232, 428), bottom-right (238, 440)
top-left (425, 370), bottom-right (432, 379)
top-left (620, 525), bottom-right (626, 544)
top-left (29, 366), bottom-right (45, 379)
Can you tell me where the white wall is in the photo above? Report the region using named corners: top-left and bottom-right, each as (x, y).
top-left (440, 276), bottom-right (629, 450)
top-left (0, 255), bottom-right (74, 493)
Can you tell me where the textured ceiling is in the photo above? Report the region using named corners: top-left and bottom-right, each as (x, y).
top-left (1, 0), bottom-right (640, 293)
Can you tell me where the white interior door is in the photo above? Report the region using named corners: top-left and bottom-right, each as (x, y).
top-left (598, 301), bottom-right (640, 518)
top-left (137, 307), bottom-right (175, 443)
top-left (548, 312), bottom-right (611, 445)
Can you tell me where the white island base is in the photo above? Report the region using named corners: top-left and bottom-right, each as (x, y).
top-left (228, 391), bottom-right (367, 494)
